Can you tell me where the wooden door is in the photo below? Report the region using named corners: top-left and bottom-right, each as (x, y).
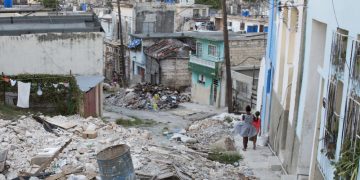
top-left (84, 87), bottom-right (97, 117)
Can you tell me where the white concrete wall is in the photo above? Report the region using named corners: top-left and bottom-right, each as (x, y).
top-left (298, 0), bottom-right (360, 179)
top-left (0, 32), bottom-right (103, 76)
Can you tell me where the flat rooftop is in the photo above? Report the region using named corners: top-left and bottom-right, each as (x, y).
top-left (0, 14), bottom-right (102, 35)
top-left (130, 31), bottom-right (267, 41)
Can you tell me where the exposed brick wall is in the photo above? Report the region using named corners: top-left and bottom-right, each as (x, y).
top-left (160, 58), bottom-right (191, 90)
top-left (229, 38), bottom-right (266, 66)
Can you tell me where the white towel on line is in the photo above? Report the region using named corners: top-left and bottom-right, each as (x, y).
top-left (17, 81), bottom-right (31, 108)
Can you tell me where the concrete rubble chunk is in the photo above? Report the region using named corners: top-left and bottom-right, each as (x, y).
top-left (211, 136), bottom-right (236, 151)
top-left (268, 156), bottom-right (283, 171)
top-left (82, 130), bottom-right (97, 139)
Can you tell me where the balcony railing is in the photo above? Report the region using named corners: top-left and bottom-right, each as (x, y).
top-left (190, 55), bottom-right (217, 69)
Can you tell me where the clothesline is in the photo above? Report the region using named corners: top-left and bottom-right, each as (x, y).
top-left (0, 75), bottom-right (73, 82)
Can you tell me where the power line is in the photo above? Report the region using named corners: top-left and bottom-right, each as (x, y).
top-left (331, 0), bottom-right (339, 28)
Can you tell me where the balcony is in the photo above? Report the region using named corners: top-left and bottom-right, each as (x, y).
top-left (189, 55), bottom-right (221, 78)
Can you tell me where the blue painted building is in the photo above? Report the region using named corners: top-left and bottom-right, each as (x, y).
top-left (260, 0), bottom-right (278, 135)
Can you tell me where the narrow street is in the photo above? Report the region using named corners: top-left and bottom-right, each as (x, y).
top-left (103, 101), bottom-right (284, 180)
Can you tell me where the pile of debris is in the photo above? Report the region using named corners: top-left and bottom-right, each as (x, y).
top-left (0, 114), bottom-right (250, 180)
top-left (105, 83), bottom-right (191, 110)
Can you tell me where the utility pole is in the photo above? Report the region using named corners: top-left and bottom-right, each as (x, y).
top-left (221, 0), bottom-right (233, 113)
top-left (116, 0), bottom-right (127, 87)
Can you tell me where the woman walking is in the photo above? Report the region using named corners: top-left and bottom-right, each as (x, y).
top-left (235, 105), bottom-right (257, 151)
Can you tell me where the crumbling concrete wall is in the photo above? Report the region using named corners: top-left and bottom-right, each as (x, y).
top-left (135, 10), bottom-right (175, 34)
top-left (160, 58), bottom-right (191, 90)
top-left (269, 91), bottom-right (301, 174)
top-left (0, 32), bottom-right (103, 75)
top-left (229, 38), bottom-right (266, 66)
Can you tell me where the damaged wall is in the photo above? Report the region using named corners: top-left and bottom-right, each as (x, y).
top-left (135, 10), bottom-right (175, 34)
top-left (229, 38), bottom-right (266, 66)
top-left (0, 32), bottom-right (103, 75)
top-left (160, 58), bottom-right (191, 90)
top-left (268, 91), bottom-right (301, 175)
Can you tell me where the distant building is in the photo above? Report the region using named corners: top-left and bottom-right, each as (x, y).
top-left (212, 15), bottom-right (268, 33)
top-left (144, 39), bottom-right (192, 89)
top-left (188, 32), bottom-right (266, 107)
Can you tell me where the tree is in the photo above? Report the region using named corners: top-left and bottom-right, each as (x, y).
top-left (42, 0), bottom-right (58, 8)
top-left (195, 0), bottom-right (221, 9)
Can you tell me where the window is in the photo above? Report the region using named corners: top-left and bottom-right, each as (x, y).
top-left (240, 22), bottom-right (245, 30)
top-left (194, 9), bottom-right (200, 17)
top-left (228, 22), bottom-right (232, 26)
top-left (196, 42), bottom-right (202, 57)
top-left (208, 45), bottom-right (217, 57)
top-left (202, 9), bottom-right (206, 17)
top-left (198, 74), bottom-right (205, 84)
top-left (331, 29), bottom-right (349, 76)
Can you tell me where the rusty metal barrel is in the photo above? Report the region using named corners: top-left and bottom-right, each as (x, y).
top-left (96, 144), bottom-right (136, 180)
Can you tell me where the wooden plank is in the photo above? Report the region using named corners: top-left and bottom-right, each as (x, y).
top-left (43, 118), bottom-right (77, 130)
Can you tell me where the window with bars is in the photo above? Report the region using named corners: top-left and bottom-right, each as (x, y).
top-left (336, 94), bottom-right (360, 179)
top-left (330, 30), bottom-right (348, 76)
top-left (208, 44), bottom-right (217, 57)
top-left (198, 74), bottom-right (205, 84)
top-left (351, 40), bottom-right (360, 91)
top-left (323, 80), bottom-right (342, 160)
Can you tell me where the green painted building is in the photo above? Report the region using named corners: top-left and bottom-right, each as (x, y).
top-left (189, 36), bottom-right (224, 107)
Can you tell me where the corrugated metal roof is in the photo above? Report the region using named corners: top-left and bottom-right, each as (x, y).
top-left (75, 75), bottom-right (104, 92)
top-left (144, 39), bottom-right (191, 59)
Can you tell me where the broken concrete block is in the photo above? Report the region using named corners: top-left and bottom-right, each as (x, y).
top-left (268, 156), bottom-right (282, 171)
top-left (281, 175), bottom-right (297, 180)
top-left (170, 133), bottom-right (197, 143)
top-left (82, 130), bottom-right (97, 139)
top-left (31, 156), bottom-right (50, 166)
top-left (31, 147), bottom-right (59, 165)
top-left (211, 136), bottom-right (236, 151)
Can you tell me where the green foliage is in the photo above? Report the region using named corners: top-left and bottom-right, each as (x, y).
top-left (116, 117), bottom-right (157, 127)
top-left (224, 116), bottom-right (233, 123)
top-left (42, 0), bottom-right (58, 8)
top-left (195, 0), bottom-right (221, 9)
top-left (335, 140), bottom-right (360, 180)
top-left (0, 74), bottom-right (81, 116)
top-left (208, 151), bottom-right (242, 164)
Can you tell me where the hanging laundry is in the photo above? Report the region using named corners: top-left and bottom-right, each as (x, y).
top-left (60, 82), bottom-right (70, 88)
top-left (37, 85), bottom-right (43, 96)
top-left (17, 81), bottom-right (31, 108)
top-left (2, 77), bottom-right (10, 83)
top-left (53, 83), bottom-right (59, 88)
top-left (10, 79), bottom-right (17, 86)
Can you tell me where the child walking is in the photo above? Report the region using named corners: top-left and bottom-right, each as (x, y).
top-left (234, 105), bottom-right (257, 151)
top-left (250, 111), bottom-right (261, 150)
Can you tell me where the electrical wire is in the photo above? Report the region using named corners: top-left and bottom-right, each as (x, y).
top-left (331, 0), bottom-right (339, 28)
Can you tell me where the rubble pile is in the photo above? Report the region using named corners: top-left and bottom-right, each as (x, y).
top-left (105, 83), bottom-right (191, 110)
top-left (187, 117), bottom-right (233, 151)
top-left (0, 114), bottom-right (248, 180)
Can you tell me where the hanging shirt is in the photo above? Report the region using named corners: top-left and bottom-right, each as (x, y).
top-left (17, 81), bottom-right (31, 108)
